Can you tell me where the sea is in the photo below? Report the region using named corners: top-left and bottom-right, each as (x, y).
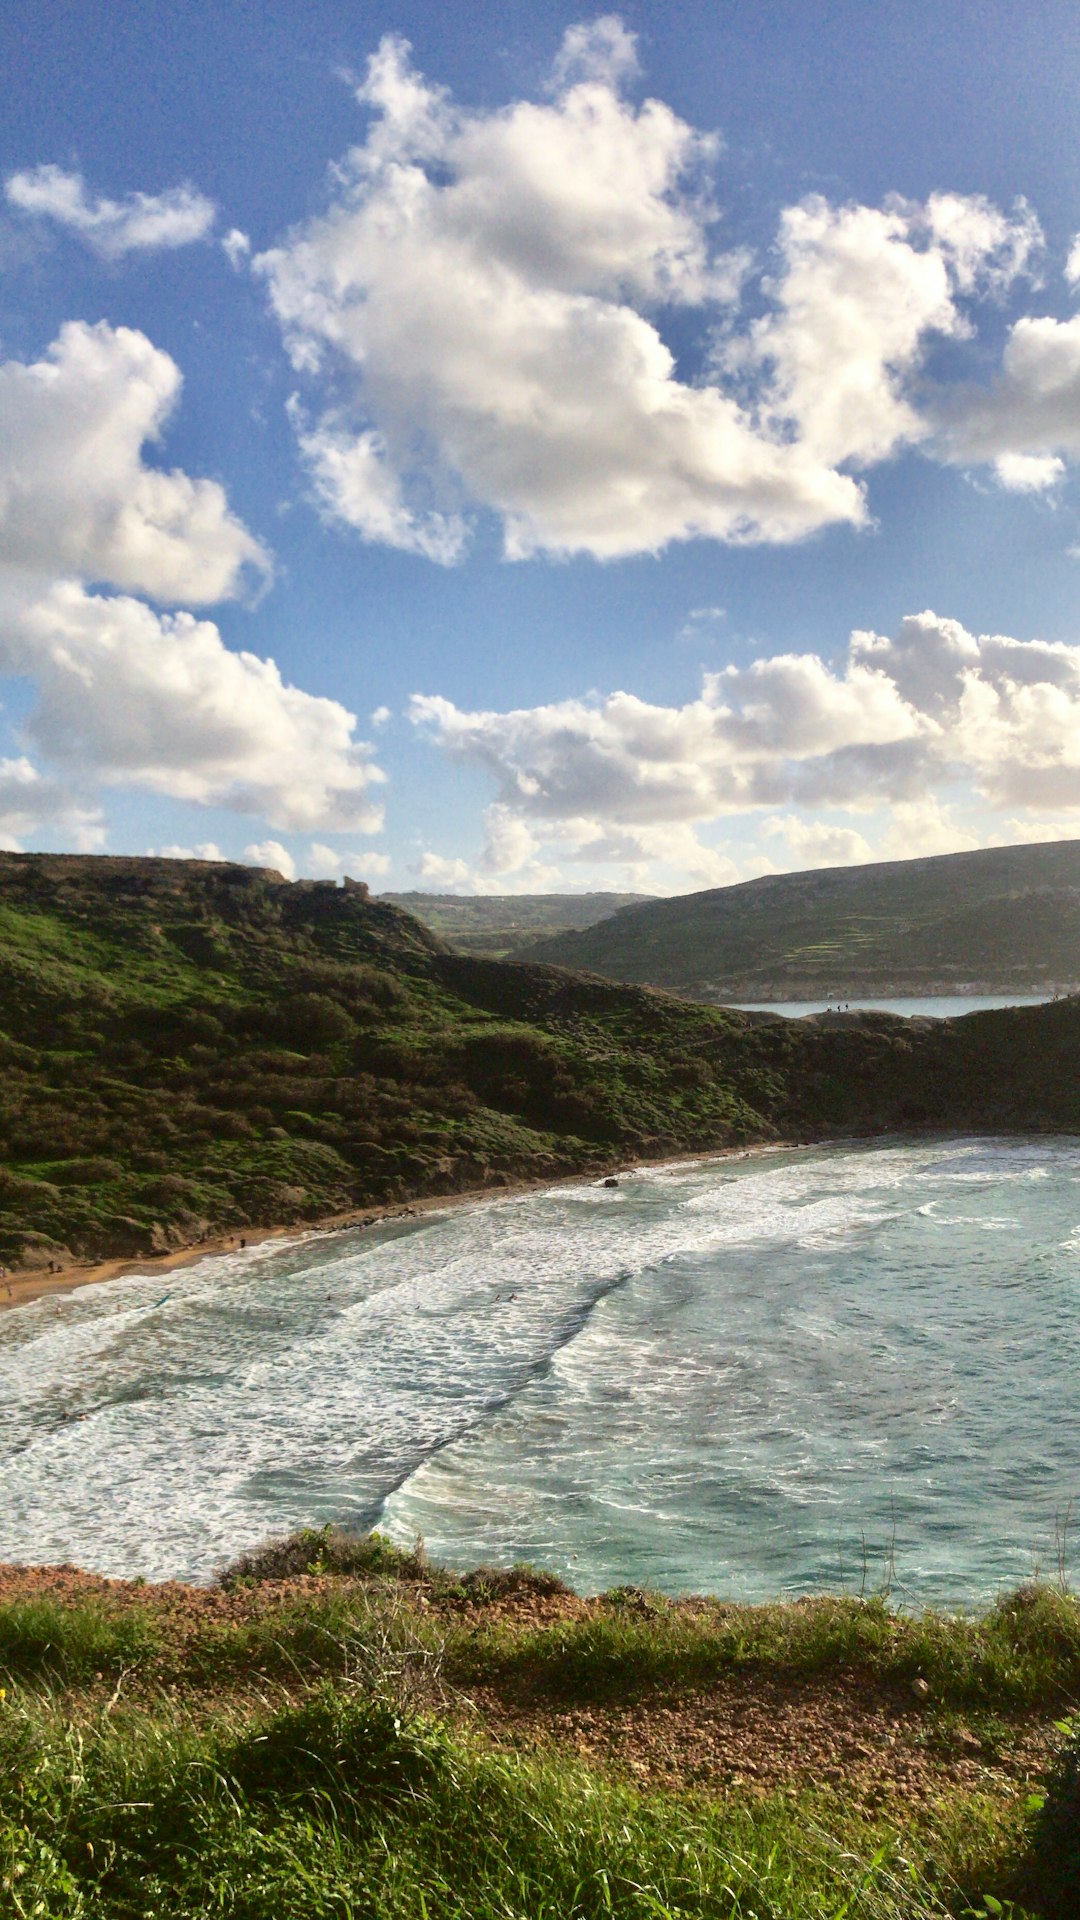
top-left (3, 1123), bottom-right (1079, 1607)
top-left (733, 994), bottom-right (1056, 1018)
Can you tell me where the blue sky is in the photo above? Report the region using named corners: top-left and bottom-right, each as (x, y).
top-left (2, 0), bottom-right (1080, 893)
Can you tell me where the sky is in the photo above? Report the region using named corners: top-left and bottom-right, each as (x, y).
top-left (3, 0), bottom-right (1080, 895)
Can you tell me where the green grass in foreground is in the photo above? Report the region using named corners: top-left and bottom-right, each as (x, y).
top-left (2, 1537), bottom-right (1080, 1916)
top-left (0, 1683), bottom-right (1048, 1920)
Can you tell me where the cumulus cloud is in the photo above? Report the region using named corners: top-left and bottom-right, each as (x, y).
top-left (304, 840), bottom-right (392, 878)
top-left (257, 24), bottom-right (869, 558)
top-left (5, 164), bottom-right (215, 258)
top-left (881, 798), bottom-right (979, 859)
top-left (0, 755), bottom-right (105, 852)
top-left (409, 651), bottom-right (920, 829)
top-left (413, 850), bottom-right (476, 890)
top-left (289, 404), bottom-right (467, 563)
top-left (551, 14), bottom-right (639, 89)
top-left (222, 227), bottom-right (251, 269)
top-left (763, 815), bottom-right (875, 867)
top-left (153, 842), bottom-right (226, 862)
top-left (940, 312), bottom-right (1080, 484)
top-left (244, 839), bottom-right (296, 879)
top-left (732, 193), bottom-right (1039, 470)
top-left (255, 21), bottom-right (1051, 562)
top-left (0, 321), bottom-right (269, 602)
top-left (411, 609), bottom-right (1080, 885)
top-left (0, 317), bottom-right (397, 853)
top-left (2, 582), bottom-right (385, 832)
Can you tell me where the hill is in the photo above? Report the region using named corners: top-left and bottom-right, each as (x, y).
top-left (377, 889), bottom-right (650, 957)
top-left (517, 839), bottom-right (1080, 1000)
top-left (3, 851), bottom-right (1080, 1269)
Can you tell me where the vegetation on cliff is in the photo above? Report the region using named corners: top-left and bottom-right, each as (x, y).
top-left (519, 839), bottom-right (1080, 1000)
top-left (1, 1536), bottom-right (1076, 1917)
top-left (2, 852), bottom-right (1080, 1269)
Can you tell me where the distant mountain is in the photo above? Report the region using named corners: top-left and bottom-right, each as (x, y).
top-left (516, 841), bottom-right (1080, 1001)
top-left (377, 891), bottom-right (650, 957)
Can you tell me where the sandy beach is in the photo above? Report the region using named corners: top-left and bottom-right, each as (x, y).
top-left (0, 1140), bottom-right (794, 1316)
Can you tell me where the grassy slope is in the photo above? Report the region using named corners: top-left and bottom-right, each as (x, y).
top-left (518, 839), bottom-right (1080, 999)
top-left (3, 852), bottom-right (1080, 1267)
top-left (1, 1536), bottom-right (1077, 1917)
top-left (378, 889), bottom-right (651, 957)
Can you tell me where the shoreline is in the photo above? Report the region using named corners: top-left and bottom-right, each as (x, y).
top-left (0, 1137), bottom-right (800, 1317)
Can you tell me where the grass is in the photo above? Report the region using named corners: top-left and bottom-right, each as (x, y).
top-left (448, 1585), bottom-right (1080, 1713)
top-left (5, 1537), bottom-right (1078, 1714)
top-left (1, 1535), bottom-right (1077, 1915)
top-left (0, 1597), bottom-right (162, 1685)
top-left (0, 1682), bottom-right (1042, 1919)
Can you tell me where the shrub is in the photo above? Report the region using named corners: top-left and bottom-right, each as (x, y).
top-left (1027, 1717), bottom-right (1080, 1917)
top-left (225, 1688), bottom-right (449, 1814)
top-left (219, 1527), bottom-right (427, 1588)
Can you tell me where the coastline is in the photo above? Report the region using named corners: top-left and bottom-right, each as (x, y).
top-left (0, 1137), bottom-right (800, 1316)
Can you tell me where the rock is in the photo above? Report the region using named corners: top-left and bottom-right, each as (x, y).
top-left (910, 1676), bottom-right (930, 1699)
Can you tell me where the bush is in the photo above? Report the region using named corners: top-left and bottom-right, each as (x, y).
top-left (1027, 1717), bottom-right (1080, 1916)
top-left (219, 1527), bottom-right (427, 1588)
top-left (225, 1688), bottom-right (448, 1813)
top-left (460, 1563), bottom-right (571, 1602)
top-left (45, 1157), bottom-right (123, 1186)
top-left (282, 993), bottom-right (357, 1049)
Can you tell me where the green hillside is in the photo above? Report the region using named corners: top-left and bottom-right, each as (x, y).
top-left (518, 839), bottom-right (1080, 1000)
top-left (378, 890), bottom-right (650, 957)
top-left (2, 851), bottom-right (1080, 1269)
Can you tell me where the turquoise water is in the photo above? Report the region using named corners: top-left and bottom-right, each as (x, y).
top-left (2, 1137), bottom-right (1078, 1603)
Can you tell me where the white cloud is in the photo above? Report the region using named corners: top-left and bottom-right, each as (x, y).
top-left (222, 228), bottom-right (251, 269)
top-left (304, 841), bottom-right (391, 878)
top-left (409, 651), bottom-right (921, 829)
top-left (5, 164), bottom-right (215, 258)
top-left (550, 15), bottom-right (639, 89)
top-left (290, 405), bottom-right (467, 563)
top-left (154, 842), bottom-right (226, 861)
top-left (413, 850), bottom-right (475, 890)
top-left (411, 609), bottom-right (1080, 887)
top-left (1002, 815), bottom-right (1080, 844)
top-left (881, 798), bottom-right (979, 859)
top-left (0, 320), bottom-right (399, 856)
top-left (0, 754), bottom-right (105, 852)
top-left (993, 452), bottom-right (1064, 492)
top-left (411, 836), bottom-right (561, 893)
top-left (257, 25), bottom-right (866, 559)
top-left (940, 312), bottom-right (1080, 479)
top-left (370, 705), bottom-right (392, 727)
top-left (255, 23), bottom-right (1053, 563)
top-left (2, 581), bottom-right (386, 832)
top-left (733, 194), bottom-right (1038, 471)
top-left (245, 839), bottom-right (296, 879)
top-left (0, 321), bottom-right (269, 602)
top-left (763, 815), bottom-right (874, 867)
